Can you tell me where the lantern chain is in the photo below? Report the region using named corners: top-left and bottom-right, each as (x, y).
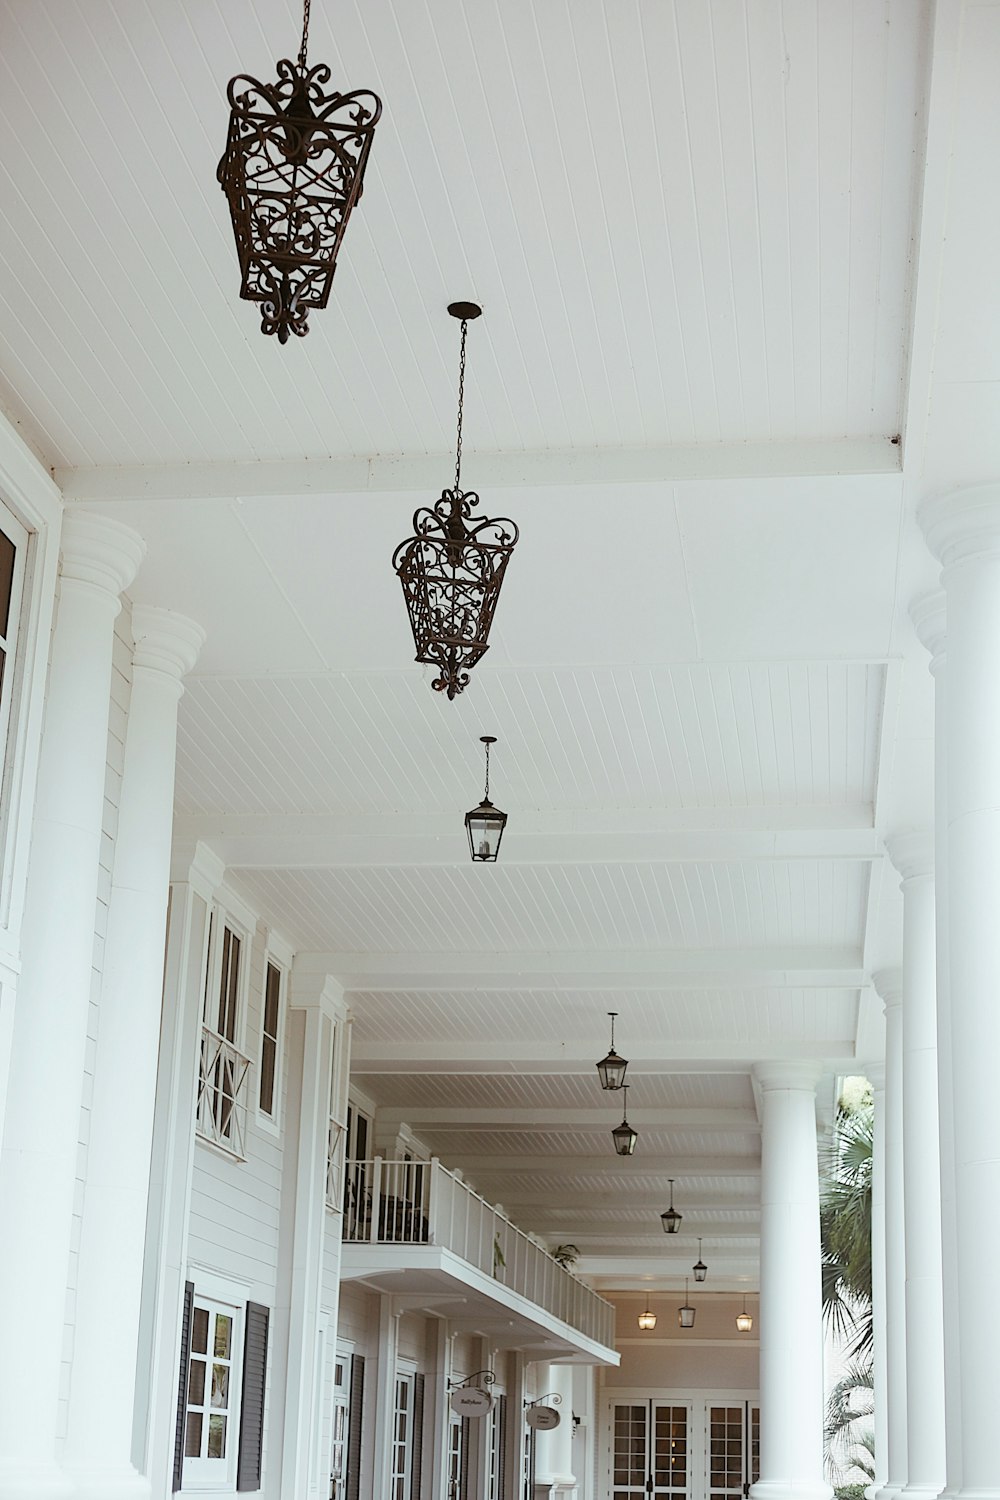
top-left (455, 316), bottom-right (468, 495)
top-left (299, 0), bottom-right (311, 68)
top-left (484, 735), bottom-right (490, 800)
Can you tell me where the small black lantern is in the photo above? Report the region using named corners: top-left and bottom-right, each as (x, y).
top-left (660, 1178), bottom-right (682, 1235)
top-left (693, 1238), bottom-right (707, 1282)
top-left (393, 304), bottom-right (518, 699)
top-left (612, 1085), bottom-right (638, 1156)
top-left (596, 1011), bottom-right (628, 1091)
top-left (465, 736), bottom-right (507, 862)
top-left (678, 1278), bottom-right (696, 1329)
top-left (217, 0), bottom-right (381, 342)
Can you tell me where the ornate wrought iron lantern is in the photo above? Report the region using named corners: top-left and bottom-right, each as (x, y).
top-left (595, 1010), bottom-right (628, 1091)
top-left (693, 1238), bottom-right (707, 1282)
top-left (612, 1086), bottom-right (638, 1156)
top-left (678, 1279), bottom-right (696, 1329)
top-left (218, 0), bottom-right (381, 342)
top-left (660, 1178), bottom-right (682, 1235)
top-left (465, 736), bottom-right (507, 862)
top-left (393, 304), bottom-right (519, 699)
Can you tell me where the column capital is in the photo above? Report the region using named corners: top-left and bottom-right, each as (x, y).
top-left (752, 1061), bottom-right (821, 1093)
top-left (170, 838), bottom-right (226, 896)
top-left (290, 968), bottom-right (346, 1019)
top-left (60, 510), bottom-right (145, 598)
top-left (909, 591), bottom-right (946, 675)
top-left (919, 483), bottom-right (1000, 568)
top-left (865, 1061), bottom-right (886, 1091)
top-left (885, 830), bottom-right (934, 885)
top-left (873, 968), bottom-right (904, 1010)
top-left (131, 605), bottom-right (205, 683)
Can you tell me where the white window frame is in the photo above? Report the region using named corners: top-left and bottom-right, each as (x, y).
top-left (391, 1361), bottom-right (418, 1500)
top-left (181, 1267), bottom-right (250, 1495)
top-left (256, 938), bottom-right (290, 1135)
top-left (331, 1341), bottom-right (354, 1500)
top-left (196, 898), bottom-right (254, 1159)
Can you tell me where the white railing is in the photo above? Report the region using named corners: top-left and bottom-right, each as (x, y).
top-left (196, 1025), bottom-right (253, 1160)
top-left (343, 1157), bottom-right (615, 1350)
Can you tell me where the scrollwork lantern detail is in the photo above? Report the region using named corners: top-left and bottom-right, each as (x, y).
top-left (217, 0), bottom-right (381, 343)
top-left (393, 304), bottom-right (519, 700)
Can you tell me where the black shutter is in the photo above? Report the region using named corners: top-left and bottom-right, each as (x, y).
top-left (346, 1354), bottom-right (366, 1500)
top-left (410, 1373), bottom-right (425, 1500)
top-left (495, 1395), bottom-right (507, 1500)
top-left (460, 1416), bottom-right (472, 1500)
top-left (172, 1280), bottom-right (195, 1492)
top-left (237, 1302), bottom-right (270, 1491)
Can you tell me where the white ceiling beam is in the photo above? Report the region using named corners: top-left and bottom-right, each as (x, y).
top-left (182, 806), bottom-right (879, 870)
top-left (56, 436), bottom-right (899, 503)
top-left (299, 946), bottom-right (864, 991)
top-left (377, 1107), bottom-right (759, 1131)
top-left (352, 1040), bottom-right (856, 1071)
top-left (454, 1154), bottom-right (759, 1178)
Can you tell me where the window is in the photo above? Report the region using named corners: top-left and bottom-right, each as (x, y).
top-left (258, 959), bottom-right (284, 1123)
top-left (391, 1374), bottom-right (414, 1500)
top-left (0, 504), bottom-right (26, 800)
top-left (330, 1356), bottom-right (350, 1500)
top-left (173, 1278), bottom-right (270, 1494)
top-left (197, 911), bottom-right (253, 1157)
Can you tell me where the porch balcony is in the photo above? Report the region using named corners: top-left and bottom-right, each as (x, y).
top-left (337, 1157), bottom-right (618, 1365)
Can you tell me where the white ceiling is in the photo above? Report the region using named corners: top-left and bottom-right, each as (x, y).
top-left (4, 0), bottom-right (989, 1290)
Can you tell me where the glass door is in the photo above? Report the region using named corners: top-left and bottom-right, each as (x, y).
top-left (706, 1402), bottom-right (759, 1500)
top-left (611, 1401), bottom-right (690, 1500)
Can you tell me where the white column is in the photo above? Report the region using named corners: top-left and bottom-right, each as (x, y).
top-left (873, 970), bottom-right (907, 1500)
top-left (921, 487), bottom-right (1000, 1500)
top-left (372, 1296), bottom-right (402, 1500)
top-left (136, 843), bottom-right (224, 1493)
top-left (868, 1063), bottom-right (889, 1499)
top-left (533, 1364), bottom-right (575, 1499)
top-left (886, 836), bottom-right (946, 1500)
top-left (911, 591), bottom-right (961, 1500)
top-left (0, 512), bottom-right (144, 1500)
top-left (63, 608), bottom-right (203, 1498)
top-left (749, 1065), bottom-right (832, 1500)
top-left (279, 973), bottom-right (344, 1498)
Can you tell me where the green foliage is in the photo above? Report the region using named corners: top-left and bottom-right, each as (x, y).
top-left (834, 1484), bottom-right (869, 1500)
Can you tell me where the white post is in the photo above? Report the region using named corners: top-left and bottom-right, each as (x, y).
top-left (911, 591), bottom-right (962, 1500)
top-left (62, 608), bottom-right (203, 1498)
top-left (749, 1065), bottom-right (831, 1500)
top-left (0, 512), bottom-right (144, 1500)
top-left (279, 973), bottom-right (344, 1498)
top-left (869, 1062), bottom-right (889, 1498)
top-left (887, 835), bottom-right (946, 1500)
top-left (372, 1296), bottom-right (402, 1500)
top-left (921, 487), bottom-right (1000, 1500)
top-left (873, 970), bottom-right (907, 1500)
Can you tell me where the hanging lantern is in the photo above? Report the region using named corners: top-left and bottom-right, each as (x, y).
top-left (736, 1294), bottom-right (754, 1333)
top-left (217, 0), bottom-right (381, 342)
top-left (393, 304), bottom-right (519, 699)
top-left (693, 1238), bottom-right (707, 1282)
top-left (595, 1011), bottom-right (628, 1091)
top-left (465, 736), bottom-right (508, 862)
top-left (637, 1294), bottom-right (657, 1331)
top-left (612, 1085), bottom-right (638, 1156)
top-left (660, 1178), bottom-right (682, 1235)
top-left (678, 1278), bottom-right (696, 1329)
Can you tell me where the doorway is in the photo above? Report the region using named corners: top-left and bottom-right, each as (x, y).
top-left (605, 1394), bottom-right (760, 1500)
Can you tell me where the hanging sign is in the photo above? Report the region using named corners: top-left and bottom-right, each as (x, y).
top-left (450, 1385), bottom-right (493, 1418)
top-left (526, 1406), bottom-right (560, 1431)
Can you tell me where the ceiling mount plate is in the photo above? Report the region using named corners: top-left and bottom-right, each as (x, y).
top-left (447, 301), bottom-right (482, 320)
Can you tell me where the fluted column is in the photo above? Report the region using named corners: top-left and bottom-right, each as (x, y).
top-left (0, 513), bottom-right (144, 1500)
top-left (886, 836), bottom-right (945, 1500)
top-left (921, 487), bottom-right (1000, 1500)
top-left (873, 970), bottom-right (907, 1500)
top-left (911, 591), bottom-right (961, 1500)
top-left (749, 1065), bottom-right (832, 1500)
top-left (869, 1062), bottom-right (888, 1498)
top-left (63, 608), bottom-right (204, 1498)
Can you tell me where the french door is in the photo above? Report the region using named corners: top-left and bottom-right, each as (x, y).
top-left (608, 1396), bottom-right (759, 1500)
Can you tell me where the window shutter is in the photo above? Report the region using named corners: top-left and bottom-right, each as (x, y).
top-left (172, 1280), bottom-right (195, 1491)
top-left (410, 1373), bottom-right (425, 1500)
top-left (495, 1394), bottom-right (507, 1500)
top-left (346, 1354), bottom-right (365, 1500)
top-left (460, 1416), bottom-right (471, 1500)
top-left (237, 1302), bottom-right (270, 1491)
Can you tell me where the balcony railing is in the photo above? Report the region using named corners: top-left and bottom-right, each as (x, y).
top-left (196, 1025), bottom-right (253, 1160)
top-left (342, 1157), bottom-right (615, 1350)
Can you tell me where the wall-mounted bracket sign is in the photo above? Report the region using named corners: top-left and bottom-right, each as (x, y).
top-left (525, 1391), bottom-right (562, 1430)
top-left (526, 1405), bottom-right (560, 1430)
top-left (449, 1369), bottom-right (495, 1419)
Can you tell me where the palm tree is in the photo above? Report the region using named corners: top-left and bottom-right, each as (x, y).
top-left (820, 1088), bottom-right (874, 1486)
